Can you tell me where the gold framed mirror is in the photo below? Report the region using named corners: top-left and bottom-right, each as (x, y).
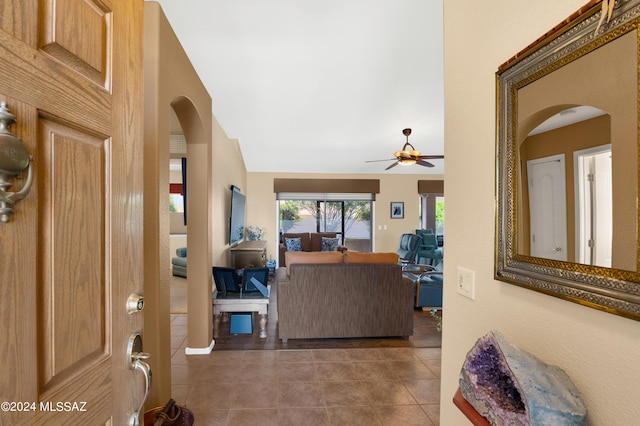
top-left (495, 0), bottom-right (640, 321)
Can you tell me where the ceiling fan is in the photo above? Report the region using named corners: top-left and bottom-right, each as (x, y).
top-left (366, 128), bottom-right (444, 170)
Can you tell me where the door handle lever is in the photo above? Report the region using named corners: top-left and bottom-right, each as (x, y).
top-left (127, 334), bottom-right (152, 426)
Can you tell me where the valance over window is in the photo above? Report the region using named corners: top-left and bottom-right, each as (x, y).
top-left (274, 178), bottom-right (380, 196)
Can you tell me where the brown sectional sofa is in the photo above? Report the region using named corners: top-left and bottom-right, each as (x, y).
top-left (276, 251), bottom-right (414, 342)
top-left (278, 232), bottom-right (346, 266)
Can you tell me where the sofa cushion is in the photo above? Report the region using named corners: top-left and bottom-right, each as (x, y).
top-left (310, 232), bottom-right (337, 252)
top-left (285, 251), bottom-right (343, 275)
top-left (321, 237), bottom-right (340, 251)
top-left (172, 256), bottom-right (187, 267)
top-left (285, 237), bottom-right (302, 252)
top-left (282, 233), bottom-right (311, 251)
top-left (343, 251), bottom-right (399, 264)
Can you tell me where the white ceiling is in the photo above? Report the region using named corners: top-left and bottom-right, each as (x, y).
top-left (150, 0), bottom-right (444, 175)
top-left (527, 106), bottom-right (607, 136)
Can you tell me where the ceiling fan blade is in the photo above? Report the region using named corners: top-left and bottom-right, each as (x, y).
top-left (417, 155), bottom-right (444, 160)
top-left (385, 161), bottom-right (400, 170)
top-left (415, 159), bottom-right (435, 168)
top-left (365, 158), bottom-right (396, 163)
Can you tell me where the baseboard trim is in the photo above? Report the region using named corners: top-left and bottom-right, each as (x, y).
top-left (184, 339), bottom-right (215, 355)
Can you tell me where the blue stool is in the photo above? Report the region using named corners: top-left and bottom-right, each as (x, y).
top-left (229, 313), bottom-right (253, 334)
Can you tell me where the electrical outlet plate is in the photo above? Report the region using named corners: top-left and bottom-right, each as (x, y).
top-left (457, 267), bottom-right (475, 300)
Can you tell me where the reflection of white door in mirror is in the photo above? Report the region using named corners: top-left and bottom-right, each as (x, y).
top-left (527, 155), bottom-right (567, 261)
top-left (574, 145), bottom-right (612, 267)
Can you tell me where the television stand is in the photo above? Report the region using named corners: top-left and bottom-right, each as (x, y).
top-left (230, 240), bottom-right (267, 269)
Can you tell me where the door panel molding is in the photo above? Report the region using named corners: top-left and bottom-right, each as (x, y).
top-left (39, 0), bottom-right (112, 88)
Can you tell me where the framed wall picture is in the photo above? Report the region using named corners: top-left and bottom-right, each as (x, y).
top-left (390, 202), bottom-right (404, 219)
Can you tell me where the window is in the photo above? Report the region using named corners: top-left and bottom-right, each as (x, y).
top-left (278, 194), bottom-right (373, 252)
top-left (169, 193), bottom-right (184, 213)
top-left (420, 194), bottom-right (444, 243)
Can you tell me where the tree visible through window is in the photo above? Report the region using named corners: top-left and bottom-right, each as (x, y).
top-left (435, 196), bottom-right (444, 235)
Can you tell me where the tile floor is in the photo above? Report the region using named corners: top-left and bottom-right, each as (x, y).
top-left (169, 313), bottom-right (441, 425)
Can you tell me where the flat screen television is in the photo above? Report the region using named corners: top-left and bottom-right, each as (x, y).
top-left (229, 188), bottom-right (246, 246)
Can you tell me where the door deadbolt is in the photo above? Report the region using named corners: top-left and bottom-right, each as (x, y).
top-left (127, 294), bottom-right (144, 314)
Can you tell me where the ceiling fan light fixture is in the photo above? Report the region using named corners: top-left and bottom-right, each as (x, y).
top-left (366, 127), bottom-right (443, 170)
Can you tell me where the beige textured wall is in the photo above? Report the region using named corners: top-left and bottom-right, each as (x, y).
top-left (211, 116), bottom-right (247, 267)
top-left (443, 1), bottom-right (640, 425)
top-left (245, 172), bottom-right (443, 261)
top-left (144, 1), bottom-right (213, 407)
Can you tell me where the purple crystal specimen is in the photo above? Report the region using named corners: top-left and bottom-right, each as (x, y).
top-left (459, 331), bottom-right (586, 426)
top-left (467, 342), bottom-right (525, 414)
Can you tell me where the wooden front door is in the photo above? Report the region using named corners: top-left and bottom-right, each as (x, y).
top-left (0, 1), bottom-right (145, 425)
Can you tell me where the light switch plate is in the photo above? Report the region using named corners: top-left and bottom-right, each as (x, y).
top-left (457, 267), bottom-right (475, 300)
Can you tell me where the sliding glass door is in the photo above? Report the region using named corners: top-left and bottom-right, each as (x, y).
top-left (278, 195), bottom-right (373, 252)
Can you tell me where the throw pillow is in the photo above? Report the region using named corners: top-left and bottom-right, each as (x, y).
top-left (321, 237), bottom-right (339, 251)
top-left (285, 237), bottom-right (302, 252)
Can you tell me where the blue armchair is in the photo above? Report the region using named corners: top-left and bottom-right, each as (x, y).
top-left (403, 262), bottom-right (443, 308)
top-left (416, 229), bottom-right (443, 266)
top-left (397, 233), bottom-right (421, 263)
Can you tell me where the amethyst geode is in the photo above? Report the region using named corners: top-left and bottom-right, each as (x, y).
top-left (459, 331), bottom-right (586, 425)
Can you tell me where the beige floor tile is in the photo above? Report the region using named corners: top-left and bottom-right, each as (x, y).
top-left (423, 358), bottom-right (441, 378)
top-left (320, 381), bottom-right (371, 407)
top-left (171, 364), bottom-right (203, 385)
top-left (185, 407), bottom-right (228, 426)
top-left (352, 361), bottom-right (398, 380)
top-left (374, 347), bottom-right (416, 360)
top-left (277, 408), bottom-right (330, 425)
top-left (392, 360), bottom-right (438, 380)
top-left (374, 404), bottom-right (434, 426)
top-left (242, 350), bottom-right (278, 364)
top-left (227, 408), bottom-right (279, 425)
top-left (413, 347), bottom-right (442, 360)
top-left (326, 406), bottom-right (383, 426)
top-left (171, 350), bottom-right (189, 365)
top-left (167, 303), bottom-right (442, 424)
top-left (276, 362), bottom-right (318, 382)
top-left (196, 363), bottom-right (246, 384)
top-left (421, 403), bottom-right (441, 425)
top-left (402, 379), bottom-right (441, 404)
top-left (208, 350), bottom-right (244, 365)
top-left (227, 409), bottom-right (279, 426)
top-left (171, 314), bottom-right (188, 326)
top-left (315, 361), bottom-right (360, 381)
top-left (276, 350), bottom-right (314, 363)
top-left (277, 382), bottom-right (325, 408)
top-left (171, 324), bottom-right (188, 336)
top-left (171, 334), bottom-right (187, 350)
top-left (345, 348), bottom-right (388, 361)
top-left (310, 348), bottom-right (351, 362)
top-left (186, 382), bottom-right (237, 410)
top-left (235, 363), bottom-right (279, 383)
top-left (362, 380), bottom-right (418, 406)
top-left (229, 381), bottom-right (279, 409)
